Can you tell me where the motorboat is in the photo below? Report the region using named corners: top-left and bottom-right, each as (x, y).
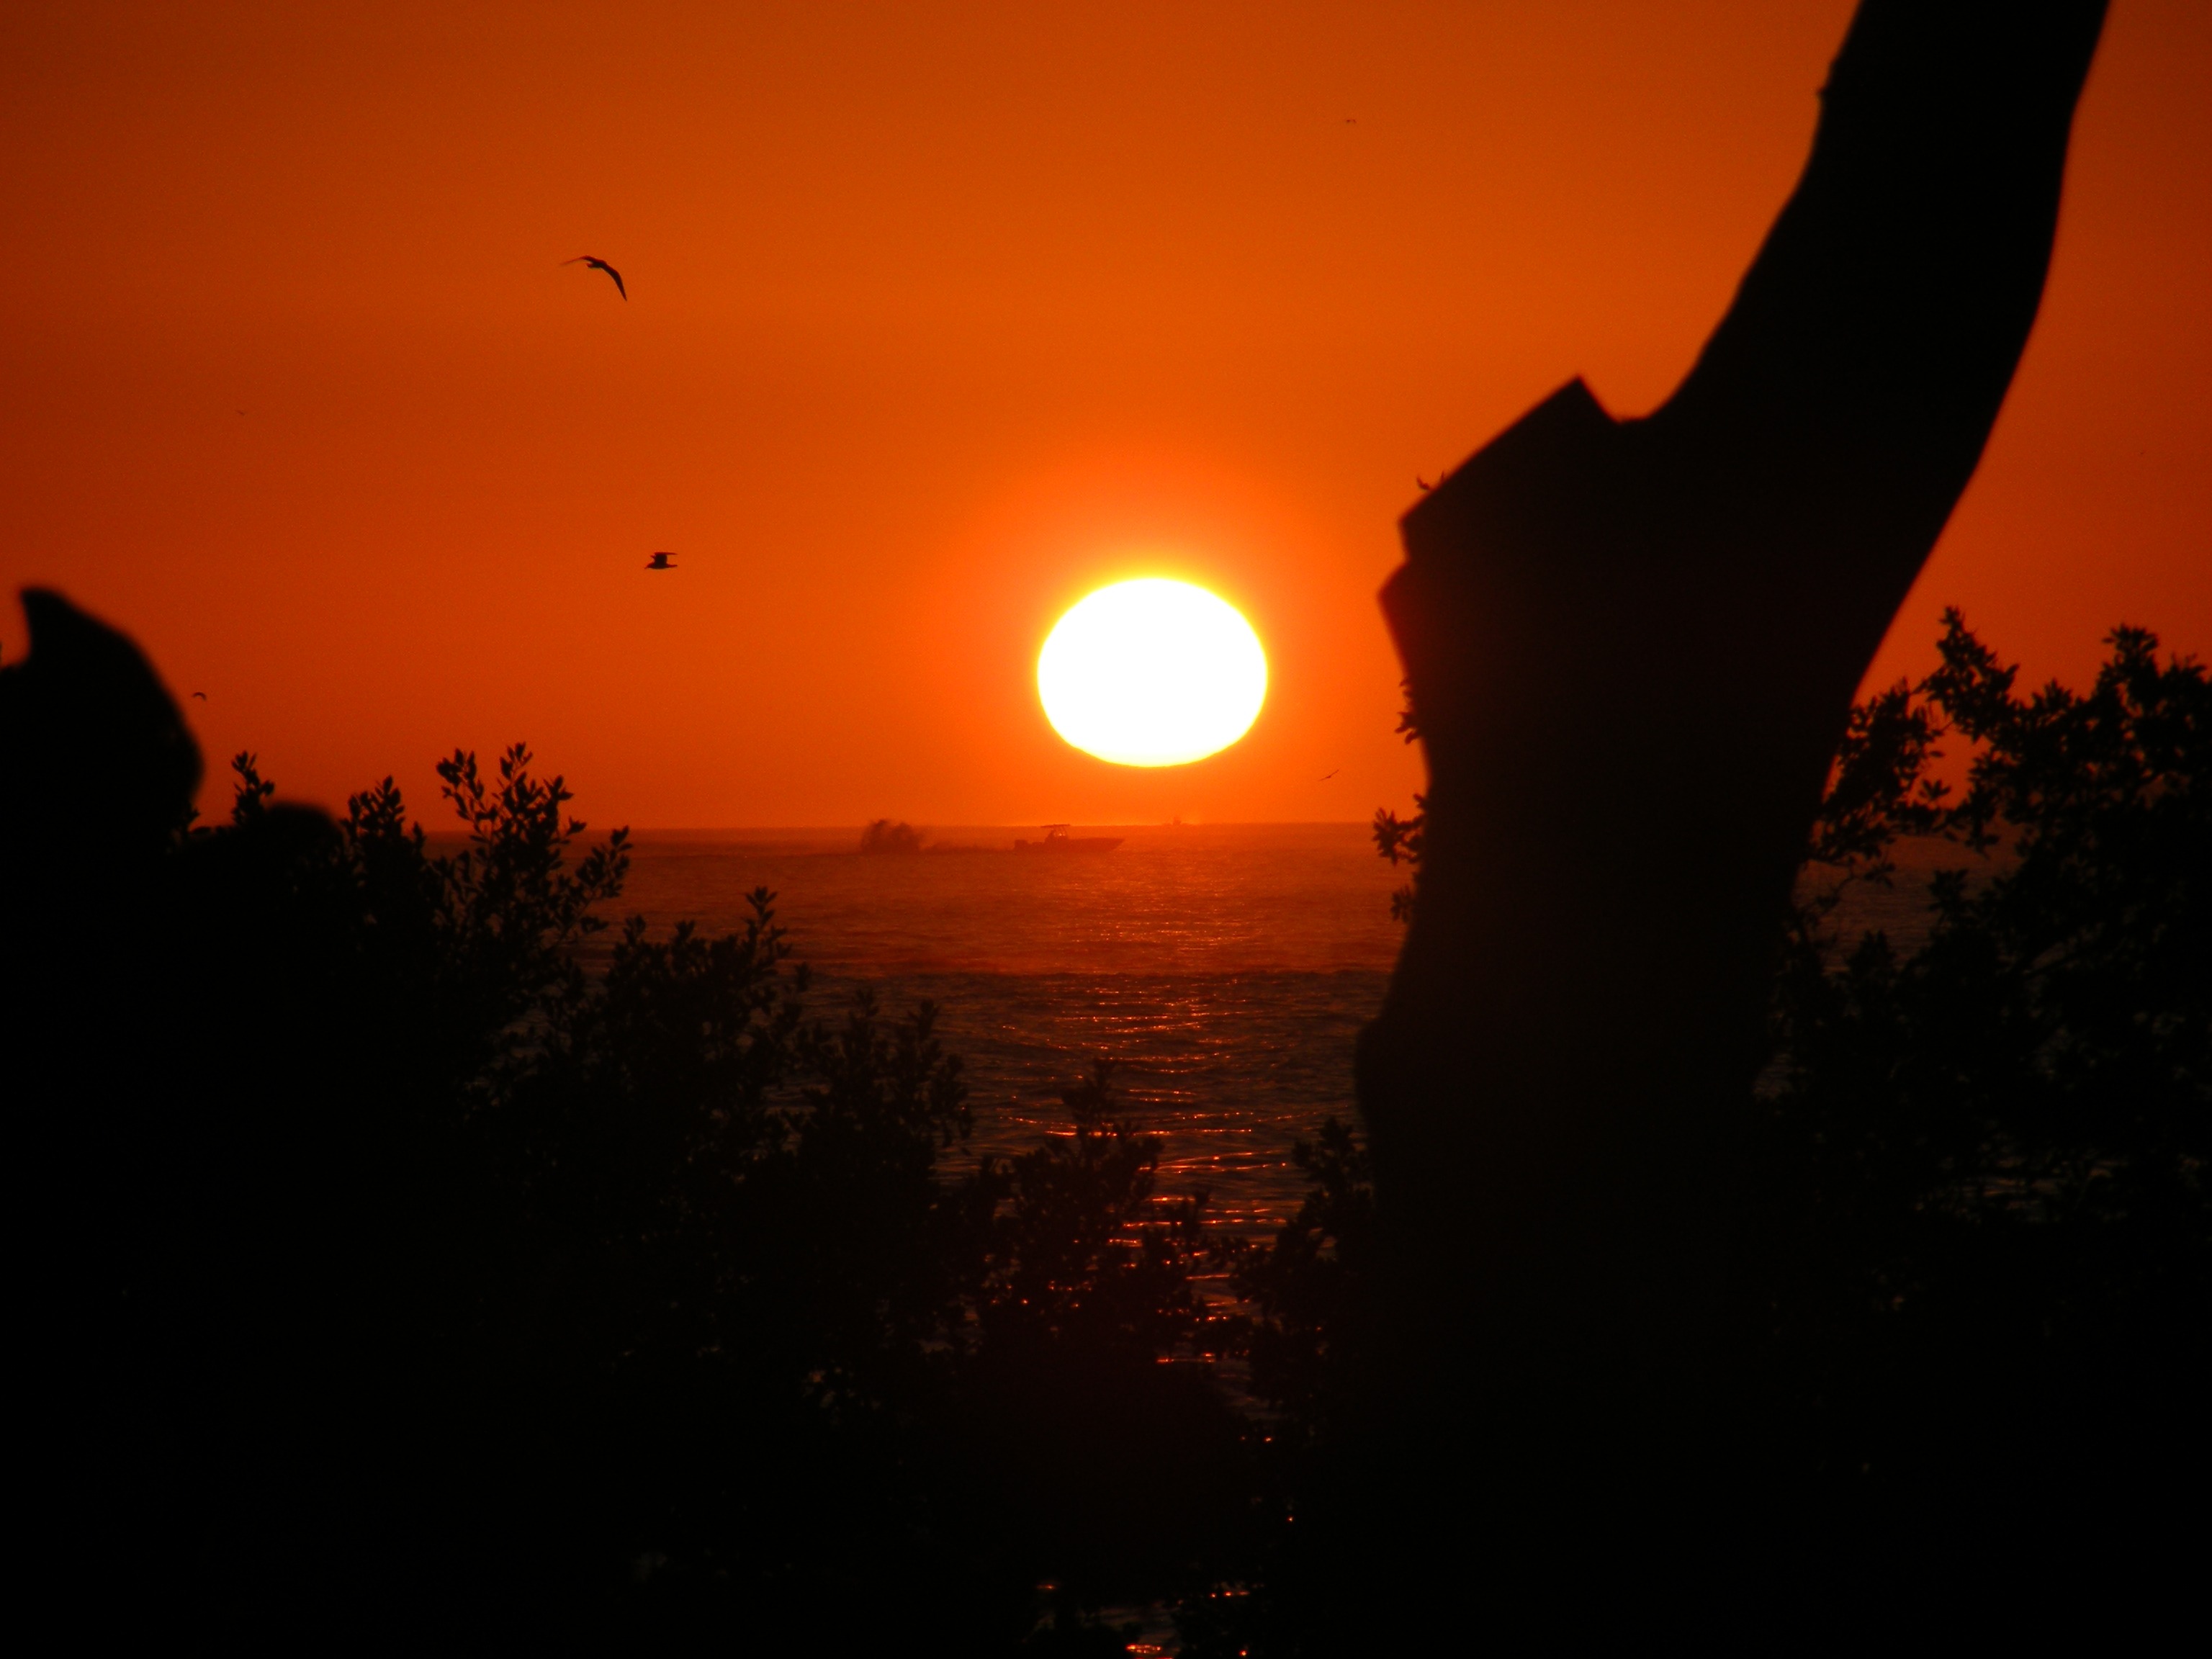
top-left (1012, 824), bottom-right (1123, 854)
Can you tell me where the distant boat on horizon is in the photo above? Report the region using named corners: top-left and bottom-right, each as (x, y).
top-left (1013, 824), bottom-right (1123, 855)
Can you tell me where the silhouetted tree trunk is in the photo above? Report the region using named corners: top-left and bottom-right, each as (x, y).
top-left (1354, 0), bottom-right (2106, 1557)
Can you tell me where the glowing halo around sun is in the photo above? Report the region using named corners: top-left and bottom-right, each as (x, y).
top-left (1037, 577), bottom-right (1268, 767)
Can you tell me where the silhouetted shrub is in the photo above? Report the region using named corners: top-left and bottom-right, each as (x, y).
top-left (963, 1063), bottom-right (1246, 1617)
top-left (14, 592), bottom-right (2203, 1647)
top-left (0, 578), bottom-right (1247, 1646)
top-left (1171, 1120), bottom-right (1377, 1658)
top-left (84, 736), bottom-right (1236, 1642)
top-left (1361, 616), bottom-right (2208, 1503)
top-left (1752, 611), bottom-right (2211, 1496)
top-left (1231, 1118), bottom-right (1377, 1455)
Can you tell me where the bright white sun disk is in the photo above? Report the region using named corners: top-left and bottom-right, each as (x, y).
top-left (1037, 577), bottom-right (1267, 767)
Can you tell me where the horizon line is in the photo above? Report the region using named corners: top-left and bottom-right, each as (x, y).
top-left (431, 819), bottom-right (1385, 834)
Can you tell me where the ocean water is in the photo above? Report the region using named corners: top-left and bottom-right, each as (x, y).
top-left (605, 823), bottom-right (1405, 1238)
top-left (598, 822), bottom-right (1962, 1242)
top-left (595, 822), bottom-right (1960, 1647)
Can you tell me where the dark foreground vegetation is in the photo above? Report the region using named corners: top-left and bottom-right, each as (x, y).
top-left (1751, 613), bottom-right (2208, 1502)
top-left (1364, 611), bottom-right (2210, 1581)
top-left (4, 593), bottom-right (2205, 1646)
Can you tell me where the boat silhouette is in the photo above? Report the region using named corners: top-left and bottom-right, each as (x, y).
top-left (1012, 824), bottom-right (1123, 855)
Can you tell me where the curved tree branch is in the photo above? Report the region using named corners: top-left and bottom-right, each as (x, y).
top-left (1358, 0), bottom-right (2107, 1449)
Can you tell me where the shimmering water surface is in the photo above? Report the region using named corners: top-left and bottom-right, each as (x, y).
top-left (605, 823), bottom-right (1404, 1238)
top-left (596, 823), bottom-right (1957, 1241)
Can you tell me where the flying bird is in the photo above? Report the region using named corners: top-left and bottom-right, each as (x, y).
top-left (565, 256), bottom-right (627, 300)
top-left (1321, 768), bottom-right (1339, 781)
top-left (192, 691), bottom-right (208, 701)
top-left (645, 552), bottom-right (676, 570)
top-left (1416, 475), bottom-right (1433, 492)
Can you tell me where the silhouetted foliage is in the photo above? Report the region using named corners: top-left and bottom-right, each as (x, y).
top-left (1753, 610), bottom-right (2211, 1493)
top-left (1368, 619), bottom-right (2208, 1483)
top-left (12, 586), bottom-right (2203, 1647)
top-left (282, 768), bottom-right (1244, 1642)
top-left (1172, 1120), bottom-right (1377, 1658)
top-left (1231, 1119), bottom-right (1377, 1451)
top-left (1372, 680), bottom-right (1425, 922)
top-left (1334, 609), bottom-right (2208, 1618)
top-left (4, 592), bottom-right (1241, 1645)
top-left (963, 1063), bottom-right (1247, 1630)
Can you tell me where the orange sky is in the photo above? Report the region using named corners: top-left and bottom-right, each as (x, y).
top-left (2, 1), bottom-right (2204, 828)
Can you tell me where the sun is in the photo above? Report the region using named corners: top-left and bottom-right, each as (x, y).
top-left (1038, 577), bottom-right (1268, 767)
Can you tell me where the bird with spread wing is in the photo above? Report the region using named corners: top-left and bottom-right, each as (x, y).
top-left (564, 256), bottom-right (626, 300)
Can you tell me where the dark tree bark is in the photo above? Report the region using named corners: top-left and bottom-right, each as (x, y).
top-left (1355, 0), bottom-right (2106, 1521)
